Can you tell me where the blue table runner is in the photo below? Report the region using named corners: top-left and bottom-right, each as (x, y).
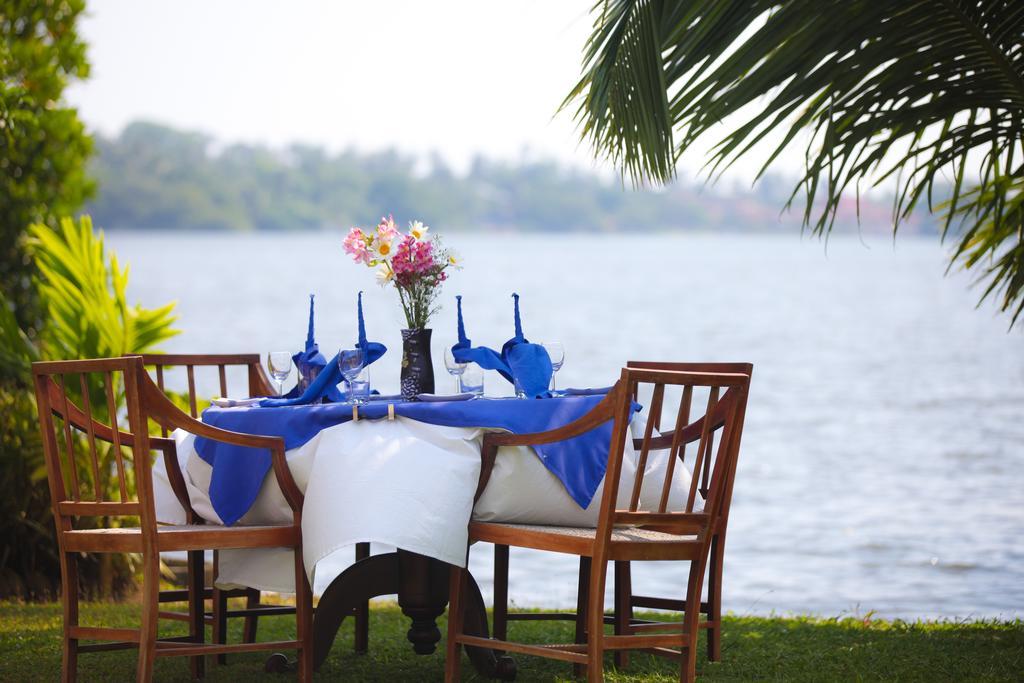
top-left (194, 394), bottom-right (624, 526)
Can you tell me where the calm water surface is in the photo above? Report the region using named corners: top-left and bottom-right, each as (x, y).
top-left (109, 231), bottom-right (1024, 621)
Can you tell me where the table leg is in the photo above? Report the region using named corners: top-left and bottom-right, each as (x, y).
top-left (312, 553), bottom-right (398, 670)
top-left (397, 549), bottom-right (447, 654)
top-left (309, 549), bottom-right (516, 679)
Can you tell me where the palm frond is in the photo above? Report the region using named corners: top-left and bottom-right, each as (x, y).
top-left (567, 0), bottom-right (1024, 325)
top-left (27, 215), bottom-right (180, 360)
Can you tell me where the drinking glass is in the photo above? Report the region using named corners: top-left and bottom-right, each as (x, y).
top-left (337, 348), bottom-right (366, 405)
top-left (542, 341), bottom-right (565, 396)
top-left (460, 366), bottom-right (484, 398)
top-left (444, 346), bottom-right (467, 392)
top-left (267, 351), bottom-right (293, 396)
top-left (348, 368), bottom-right (371, 405)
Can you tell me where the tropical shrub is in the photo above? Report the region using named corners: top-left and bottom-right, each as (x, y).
top-left (0, 216), bottom-right (178, 599)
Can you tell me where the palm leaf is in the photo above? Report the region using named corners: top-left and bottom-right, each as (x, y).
top-left (27, 215), bottom-right (180, 360)
top-left (567, 0), bottom-right (1024, 325)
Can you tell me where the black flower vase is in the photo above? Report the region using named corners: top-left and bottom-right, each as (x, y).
top-left (400, 328), bottom-right (434, 399)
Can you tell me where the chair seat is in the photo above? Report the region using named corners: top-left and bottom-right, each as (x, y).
top-left (62, 523), bottom-right (299, 553)
top-left (470, 521), bottom-right (699, 561)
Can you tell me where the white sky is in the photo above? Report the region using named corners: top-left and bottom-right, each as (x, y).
top-left (66, 0), bottom-right (804, 184)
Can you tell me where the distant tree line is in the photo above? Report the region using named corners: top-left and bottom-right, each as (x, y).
top-left (86, 121), bottom-right (938, 234)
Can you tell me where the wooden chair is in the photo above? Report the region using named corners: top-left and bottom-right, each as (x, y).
top-left (488, 362), bottom-right (753, 670)
top-left (614, 361), bottom-right (753, 666)
top-left (32, 356), bottom-right (313, 682)
top-left (141, 353), bottom-right (371, 660)
top-left (446, 366), bottom-right (751, 682)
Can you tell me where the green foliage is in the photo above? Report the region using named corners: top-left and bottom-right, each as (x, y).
top-left (0, 287), bottom-right (37, 382)
top-left (28, 216), bottom-right (179, 359)
top-left (84, 120), bottom-right (940, 236)
top-left (0, 0), bottom-right (94, 333)
top-left (0, 217), bottom-right (178, 599)
top-left (567, 0), bottom-right (1024, 325)
top-left (0, 601), bottom-right (1021, 681)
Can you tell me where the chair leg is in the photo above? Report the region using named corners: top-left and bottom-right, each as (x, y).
top-left (60, 551), bottom-right (79, 683)
top-left (573, 556), bottom-right (591, 678)
top-left (493, 544), bottom-right (509, 641)
top-left (187, 550), bottom-right (206, 679)
top-left (585, 558), bottom-right (608, 683)
top-left (613, 561), bottom-right (632, 669)
top-left (681, 557), bottom-right (708, 683)
top-left (354, 542), bottom-right (370, 653)
top-left (136, 554), bottom-right (161, 683)
top-left (706, 535), bottom-right (723, 662)
top-left (294, 546), bottom-right (314, 683)
top-left (445, 565), bottom-right (467, 683)
top-left (242, 588), bottom-right (260, 643)
top-left (211, 551), bottom-right (228, 665)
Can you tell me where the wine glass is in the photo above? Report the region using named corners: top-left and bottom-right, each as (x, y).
top-left (542, 341), bottom-right (565, 396)
top-left (267, 351), bottom-right (293, 397)
top-left (348, 367), bottom-right (371, 405)
top-left (444, 346), bottom-right (467, 392)
top-left (337, 348), bottom-right (365, 405)
top-left (461, 365), bottom-right (484, 398)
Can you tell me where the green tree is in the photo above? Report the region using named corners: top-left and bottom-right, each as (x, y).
top-left (1, 0), bottom-right (94, 333)
top-left (567, 0), bottom-right (1024, 324)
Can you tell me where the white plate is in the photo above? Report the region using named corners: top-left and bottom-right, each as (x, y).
top-left (415, 393), bottom-right (475, 402)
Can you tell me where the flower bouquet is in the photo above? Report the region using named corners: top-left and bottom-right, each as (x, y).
top-left (344, 215), bottom-right (458, 397)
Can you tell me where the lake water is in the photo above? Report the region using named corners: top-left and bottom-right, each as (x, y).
top-left (108, 231), bottom-right (1024, 622)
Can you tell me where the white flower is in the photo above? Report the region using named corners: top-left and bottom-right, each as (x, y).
top-left (371, 235), bottom-right (396, 261)
top-left (409, 220), bottom-right (429, 240)
top-left (375, 263), bottom-right (393, 287)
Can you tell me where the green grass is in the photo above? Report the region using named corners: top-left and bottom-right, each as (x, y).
top-left (0, 600), bottom-right (1021, 681)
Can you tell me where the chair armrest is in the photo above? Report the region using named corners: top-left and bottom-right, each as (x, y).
top-left (141, 377), bottom-right (304, 515)
top-left (473, 382), bottom-right (624, 502)
top-left (631, 387), bottom-right (741, 453)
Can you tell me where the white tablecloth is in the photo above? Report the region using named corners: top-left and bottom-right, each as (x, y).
top-left (153, 415), bottom-right (695, 593)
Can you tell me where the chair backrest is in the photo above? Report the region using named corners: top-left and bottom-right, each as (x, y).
top-left (595, 365), bottom-right (751, 547)
top-left (627, 361), bottom-right (752, 514)
top-left (141, 353), bottom-right (273, 434)
top-left (32, 356), bottom-right (167, 532)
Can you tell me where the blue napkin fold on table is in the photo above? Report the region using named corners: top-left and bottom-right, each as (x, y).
top-left (260, 291), bottom-right (387, 407)
top-left (281, 294), bottom-right (335, 400)
top-left (451, 293), bottom-right (552, 399)
top-left (195, 388), bottom-right (630, 526)
top-left (451, 295), bottom-right (512, 379)
top-left (500, 293), bottom-right (553, 398)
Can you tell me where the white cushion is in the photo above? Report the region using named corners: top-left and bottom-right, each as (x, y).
top-left (472, 415), bottom-right (702, 526)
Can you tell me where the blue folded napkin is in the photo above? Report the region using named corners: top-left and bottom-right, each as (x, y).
top-left (500, 293), bottom-right (552, 399)
top-left (281, 294), bottom-right (332, 399)
top-left (450, 294), bottom-right (553, 398)
top-left (260, 291), bottom-right (387, 407)
top-left (450, 295), bottom-right (512, 380)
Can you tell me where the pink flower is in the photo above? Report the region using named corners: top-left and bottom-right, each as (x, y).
top-left (391, 235), bottom-right (437, 286)
top-left (343, 227), bottom-right (371, 265)
top-left (376, 215), bottom-right (400, 242)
